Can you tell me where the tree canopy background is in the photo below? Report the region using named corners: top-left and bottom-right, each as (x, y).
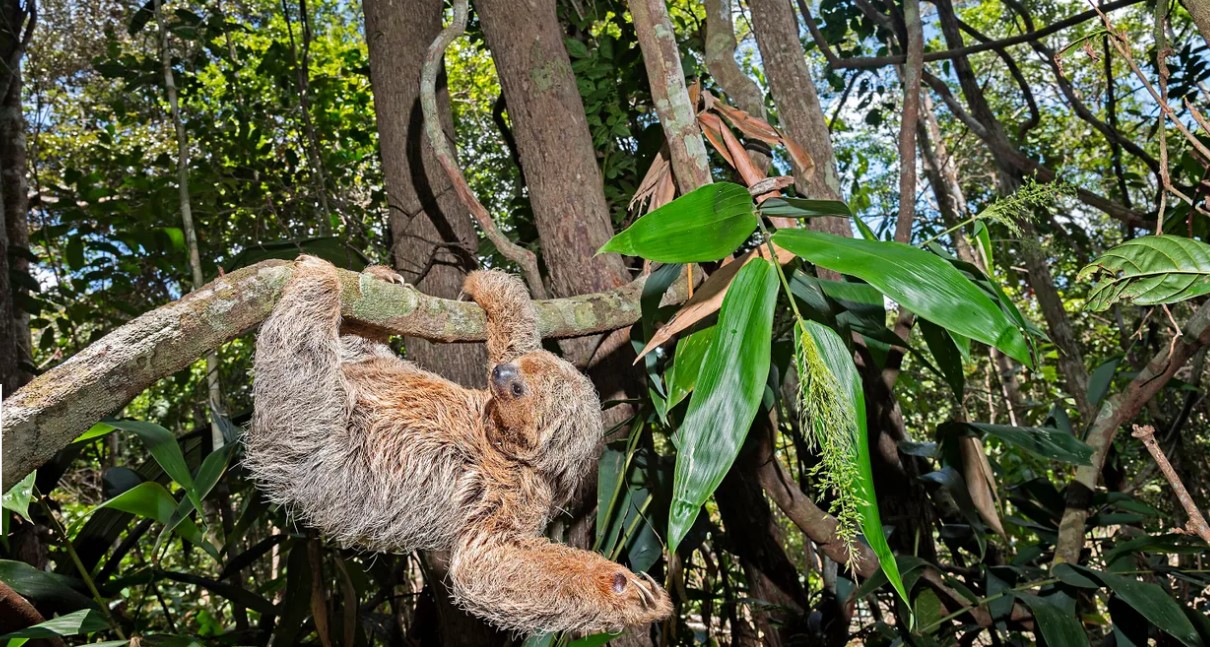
top-left (2, 0), bottom-right (1210, 645)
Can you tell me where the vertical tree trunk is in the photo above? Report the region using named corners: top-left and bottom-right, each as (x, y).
top-left (363, 2), bottom-right (503, 644)
top-left (473, 0), bottom-right (628, 302)
top-left (629, 0), bottom-right (713, 192)
top-left (748, 0), bottom-right (848, 237)
top-left (363, 0), bottom-right (487, 389)
top-left (703, 0), bottom-right (771, 171)
top-left (0, 0), bottom-right (30, 396)
top-left (472, 0), bottom-right (634, 406)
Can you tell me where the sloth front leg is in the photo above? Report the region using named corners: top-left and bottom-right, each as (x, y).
top-left (449, 533), bottom-right (672, 635)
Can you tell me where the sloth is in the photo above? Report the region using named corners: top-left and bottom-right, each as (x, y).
top-left (245, 255), bottom-right (672, 634)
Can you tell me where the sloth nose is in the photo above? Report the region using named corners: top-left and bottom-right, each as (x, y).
top-left (491, 363), bottom-right (519, 389)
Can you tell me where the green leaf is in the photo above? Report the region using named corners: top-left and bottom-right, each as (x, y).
top-left (758, 197), bottom-right (852, 218)
top-left (2, 471), bottom-right (36, 520)
top-left (568, 633), bottom-right (621, 647)
top-left (72, 422), bottom-right (117, 444)
top-left (919, 318), bottom-right (965, 398)
top-left (665, 326), bottom-right (714, 408)
top-left (958, 422), bottom-right (1092, 465)
top-left (802, 320), bottom-right (908, 605)
top-left (1017, 594), bottom-right (1089, 647)
top-left (105, 420), bottom-right (201, 512)
top-left (973, 220), bottom-right (994, 272)
top-left (1086, 358), bottom-right (1121, 408)
top-left (600, 183), bottom-right (757, 262)
top-left (1079, 235), bottom-right (1210, 311)
top-left (668, 259), bottom-right (778, 552)
top-left (1069, 565), bottom-right (1202, 647)
top-left (89, 482), bottom-right (205, 546)
top-left (0, 559), bottom-right (97, 611)
top-left (0, 609), bottom-right (108, 640)
top-left (772, 229), bottom-right (1031, 366)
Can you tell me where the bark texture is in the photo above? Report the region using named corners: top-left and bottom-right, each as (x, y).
top-left (0, 0), bottom-right (31, 396)
top-left (629, 0), bottom-right (712, 192)
top-left (748, 0), bottom-right (849, 237)
top-left (363, 0), bottom-right (486, 388)
top-left (1, 260), bottom-right (693, 491)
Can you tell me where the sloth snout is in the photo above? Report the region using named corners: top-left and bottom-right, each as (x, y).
top-left (491, 363), bottom-right (522, 396)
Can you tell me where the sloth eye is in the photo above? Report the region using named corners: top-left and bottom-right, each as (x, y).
top-left (511, 382), bottom-right (525, 397)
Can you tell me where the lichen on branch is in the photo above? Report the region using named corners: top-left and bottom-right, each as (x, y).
top-left (1, 259), bottom-right (692, 491)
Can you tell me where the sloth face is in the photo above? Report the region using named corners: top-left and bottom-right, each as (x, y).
top-left (486, 350), bottom-right (601, 501)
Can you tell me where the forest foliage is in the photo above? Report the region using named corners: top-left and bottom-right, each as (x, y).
top-left (2, 0), bottom-right (1210, 645)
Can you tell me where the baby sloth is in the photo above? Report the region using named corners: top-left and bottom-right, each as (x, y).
top-left (246, 255), bottom-right (671, 635)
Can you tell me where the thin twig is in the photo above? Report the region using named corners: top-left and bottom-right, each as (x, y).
top-left (1131, 425), bottom-right (1210, 545)
top-left (154, 0), bottom-right (226, 449)
top-left (419, 0), bottom-right (547, 298)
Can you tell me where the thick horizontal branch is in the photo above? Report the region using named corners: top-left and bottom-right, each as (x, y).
top-left (1, 260), bottom-right (691, 491)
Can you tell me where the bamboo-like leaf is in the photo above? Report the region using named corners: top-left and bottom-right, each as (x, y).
top-left (1017, 594), bottom-right (1089, 647)
top-left (668, 259), bottom-right (778, 553)
top-left (1078, 235), bottom-right (1210, 311)
top-left (637, 244), bottom-right (796, 360)
top-left (601, 183), bottom-right (757, 263)
top-left (0, 609), bottom-right (109, 641)
top-left (953, 422), bottom-right (1093, 465)
top-left (758, 197), bottom-right (853, 218)
top-left (103, 419), bottom-right (202, 512)
top-left (801, 320), bottom-right (908, 604)
top-left (772, 229), bottom-right (1031, 366)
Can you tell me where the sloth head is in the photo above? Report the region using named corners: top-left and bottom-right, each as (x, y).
top-left (487, 349), bottom-right (602, 504)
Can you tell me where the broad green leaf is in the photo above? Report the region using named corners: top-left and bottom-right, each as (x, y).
top-left (772, 229), bottom-right (1031, 366)
top-left (1086, 358), bottom-right (1121, 408)
top-left (72, 422), bottom-right (117, 444)
top-left (919, 318), bottom-right (964, 398)
top-left (1069, 565), bottom-right (1202, 647)
top-left (665, 326), bottom-right (714, 408)
top-left (973, 220), bottom-right (994, 272)
top-left (802, 320), bottom-right (908, 604)
top-left (758, 197), bottom-right (852, 218)
top-left (957, 422), bottom-right (1093, 465)
top-left (1079, 235), bottom-right (1210, 311)
top-left (1017, 594), bottom-right (1089, 647)
top-left (668, 259), bottom-right (778, 553)
top-left (600, 183), bottom-right (757, 262)
top-left (0, 609), bottom-right (108, 640)
top-left (2, 471), bottom-right (36, 520)
top-left (105, 419), bottom-right (201, 512)
top-left (0, 559), bottom-right (96, 611)
top-left (568, 633), bottom-right (621, 647)
top-left (88, 482), bottom-right (206, 547)
top-left (156, 443), bottom-right (236, 558)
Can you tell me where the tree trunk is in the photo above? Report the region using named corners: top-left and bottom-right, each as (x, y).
top-left (0, 0), bottom-right (31, 396)
top-left (629, 0), bottom-right (713, 192)
top-left (364, 0), bottom-right (486, 389)
top-left (473, 0), bottom-right (635, 412)
top-left (748, 0), bottom-right (849, 237)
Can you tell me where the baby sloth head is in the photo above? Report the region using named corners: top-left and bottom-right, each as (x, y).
top-left (487, 350), bottom-right (602, 504)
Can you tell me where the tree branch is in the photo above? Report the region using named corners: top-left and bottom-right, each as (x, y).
top-left (419, 0), bottom-right (547, 298)
top-left (822, 0), bottom-right (1146, 70)
top-left (1053, 299), bottom-right (1210, 564)
top-left (1, 260), bottom-right (694, 491)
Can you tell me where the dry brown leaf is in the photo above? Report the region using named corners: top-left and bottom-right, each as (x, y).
top-left (704, 91), bottom-right (782, 143)
top-left (700, 112), bottom-right (766, 188)
top-left (637, 243), bottom-right (797, 360)
top-left (629, 146), bottom-right (673, 215)
top-left (960, 436), bottom-right (1007, 538)
top-left (698, 114), bottom-right (735, 168)
top-left (780, 130), bottom-right (817, 182)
